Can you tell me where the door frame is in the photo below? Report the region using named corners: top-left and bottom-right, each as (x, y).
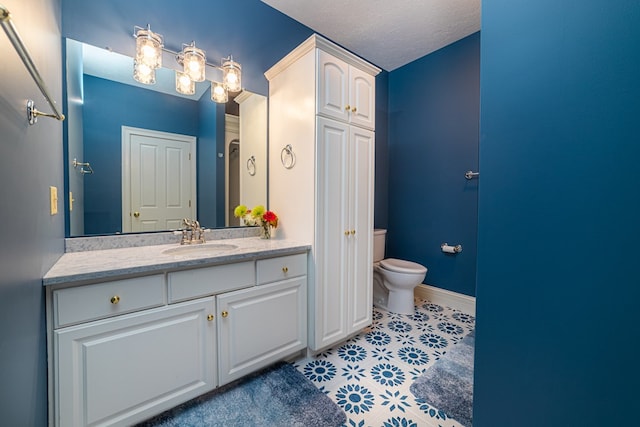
top-left (121, 126), bottom-right (197, 233)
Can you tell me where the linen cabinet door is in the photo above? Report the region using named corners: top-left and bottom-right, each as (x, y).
top-left (348, 126), bottom-right (375, 332)
top-left (348, 66), bottom-right (376, 129)
top-left (217, 277), bottom-right (307, 386)
top-left (317, 49), bottom-right (349, 122)
top-left (313, 117), bottom-right (350, 350)
top-left (54, 298), bottom-right (216, 427)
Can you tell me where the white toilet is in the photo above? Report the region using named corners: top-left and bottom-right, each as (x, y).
top-left (373, 229), bottom-right (428, 315)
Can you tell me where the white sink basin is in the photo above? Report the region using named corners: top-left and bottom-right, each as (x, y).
top-left (163, 243), bottom-right (239, 257)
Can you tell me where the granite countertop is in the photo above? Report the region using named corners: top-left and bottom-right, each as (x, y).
top-left (43, 237), bottom-right (310, 286)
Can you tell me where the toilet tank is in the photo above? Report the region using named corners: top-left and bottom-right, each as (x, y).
top-left (373, 229), bottom-right (387, 262)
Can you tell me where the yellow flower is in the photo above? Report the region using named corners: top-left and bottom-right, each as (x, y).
top-left (251, 205), bottom-right (265, 218)
top-left (233, 205), bottom-right (247, 218)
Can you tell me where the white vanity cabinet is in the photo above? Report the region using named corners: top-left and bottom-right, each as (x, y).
top-left (266, 34), bottom-right (380, 352)
top-left (47, 250), bottom-right (308, 427)
top-left (217, 253), bottom-right (307, 385)
top-left (54, 297), bottom-right (216, 427)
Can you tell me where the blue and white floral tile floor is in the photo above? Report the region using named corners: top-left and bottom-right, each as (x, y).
top-left (294, 298), bottom-right (475, 427)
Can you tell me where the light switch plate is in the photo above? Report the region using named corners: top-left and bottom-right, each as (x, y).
top-left (50, 186), bottom-right (58, 215)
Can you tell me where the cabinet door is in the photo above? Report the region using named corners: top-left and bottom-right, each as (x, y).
top-left (217, 277), bottom-right (307, 386)
top-left (349, 66), bottom-right (376, 129)
top-left (348, 126), bottom-right (375, 331)
top-left (314, 117), bottom-right (350, 350)
top-left (54, 298), bottom-right (216, 427)
top-left (317, 50), bottom-right (349, 123)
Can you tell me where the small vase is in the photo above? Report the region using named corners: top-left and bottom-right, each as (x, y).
top-left (260, 224), bottom-right (271, 239)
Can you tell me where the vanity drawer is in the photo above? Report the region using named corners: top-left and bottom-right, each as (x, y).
top-left (168, 261), bottom-right (255, 303)
top-left (53, 275), bottom-right (165, 328)
top-left (257, 253), bottom-right (307, 285)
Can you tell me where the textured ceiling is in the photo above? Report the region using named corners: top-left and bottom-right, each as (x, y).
top-left (261, 0), bottom-right (480, 71)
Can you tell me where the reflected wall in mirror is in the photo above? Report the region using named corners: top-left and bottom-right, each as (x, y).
top-left (64, 39), bottom-right (267, 237)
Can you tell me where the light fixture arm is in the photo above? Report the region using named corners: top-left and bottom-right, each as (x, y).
top-left (162, 46), bottom-right (224, 72)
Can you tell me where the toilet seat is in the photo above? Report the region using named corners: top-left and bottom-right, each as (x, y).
top-left (379, 258), bottom-right (427, 275)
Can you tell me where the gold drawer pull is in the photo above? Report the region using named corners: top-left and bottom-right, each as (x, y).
top-left (207, 314), bottom-right (214, 321)
top-left (110, 295), bottom-right (120, 304)
top-left (282, 267), bottom-right (289, 273)
top-left (221, 310), bottom-right (229, 318)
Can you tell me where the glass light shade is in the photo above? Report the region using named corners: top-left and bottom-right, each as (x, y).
top-left (222, 57), bottom-right (242, 92)
top-left (133, 60), bottom-right (156, 84)
top-left (134, 27), bottom-right (163, 69)
top-left (182, 44), bottom-right (206, 82)
top-left (175, 71), bottom-right (195, 95)
top-left (211, 81), bottom-right (228, 103)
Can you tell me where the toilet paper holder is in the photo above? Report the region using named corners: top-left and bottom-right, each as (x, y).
top-left (441, 243), bottom-right (463, 254)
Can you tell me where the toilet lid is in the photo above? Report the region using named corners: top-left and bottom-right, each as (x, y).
top-left (380, 258), bottom-right (427, 274)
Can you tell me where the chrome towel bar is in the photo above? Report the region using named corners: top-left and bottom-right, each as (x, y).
top-left (1, 5), bottom-right (65, 124)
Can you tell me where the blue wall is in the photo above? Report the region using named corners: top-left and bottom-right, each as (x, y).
top-left (0, 0), bottom-right (64, 425)
top-left (474, 1), bottom-right (640, 425)
top-left (83, 75), bottom-right (201, 234)
top-left (387, 33), bottom-right (480, 297)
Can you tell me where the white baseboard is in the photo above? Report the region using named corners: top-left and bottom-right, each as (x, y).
top-left (414, 284), bottom-right (476, 316)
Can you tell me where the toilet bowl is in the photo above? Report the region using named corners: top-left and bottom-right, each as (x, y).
top-left (373, 229), bottom-right (427, 315)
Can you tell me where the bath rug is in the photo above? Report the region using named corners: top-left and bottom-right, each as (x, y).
top-left (410, 330), bottom-right (475, 427)
top-left (136, 361), bottom-right (346, 427)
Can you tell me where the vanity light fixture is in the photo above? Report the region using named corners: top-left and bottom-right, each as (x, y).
top-left (134, 25), bottom-right (163, 69)
top-left (132, 25), bottom-right (242, 103)
top-left (133, 60), bottom-right (156, 84)
top-left (211, 81), bottom-right (228, 103)
top-left (180, 42), bottom-right (206, 82)
top-left (222, 56), bottom-right (242, 92)
top-left (175, 71), bottom-right (195, 95)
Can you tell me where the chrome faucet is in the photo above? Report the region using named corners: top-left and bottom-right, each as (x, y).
top-left (180, 218), bottom-right (206, 245)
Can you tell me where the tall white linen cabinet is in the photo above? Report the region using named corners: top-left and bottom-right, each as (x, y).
top-left (266, 34), bottom-right (381, 351)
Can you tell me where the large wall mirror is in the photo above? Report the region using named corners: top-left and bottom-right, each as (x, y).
top-left (64, 39), bottom-right (267, 237)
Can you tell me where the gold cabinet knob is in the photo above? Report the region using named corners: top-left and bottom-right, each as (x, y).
top-left (133, 211), bottom-right (140, 218)
top-left (110, 295), bottom-right (120, 304)
top-left (282, 267), bottom-right (289, 273)
top-left (351, 107), bottom-right (357, 113)
top-left (221, 310), bottom-right (229, 318)
top-left (344, 230), bottom-right (350, 236)
top-left (351, 229), bottom-right (356, 235)
top-left (345, 105), bottom-right (351, 111)
top-left (207, 314), bottom-right (214, 321)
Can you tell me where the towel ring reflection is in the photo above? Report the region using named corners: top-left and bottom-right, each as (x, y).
top-left (247, 156), bottom-right (256, 176)
top-left (72, 158), bottom-right (94, 175)
top-left (280, 144), bottom-right (296, 169)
